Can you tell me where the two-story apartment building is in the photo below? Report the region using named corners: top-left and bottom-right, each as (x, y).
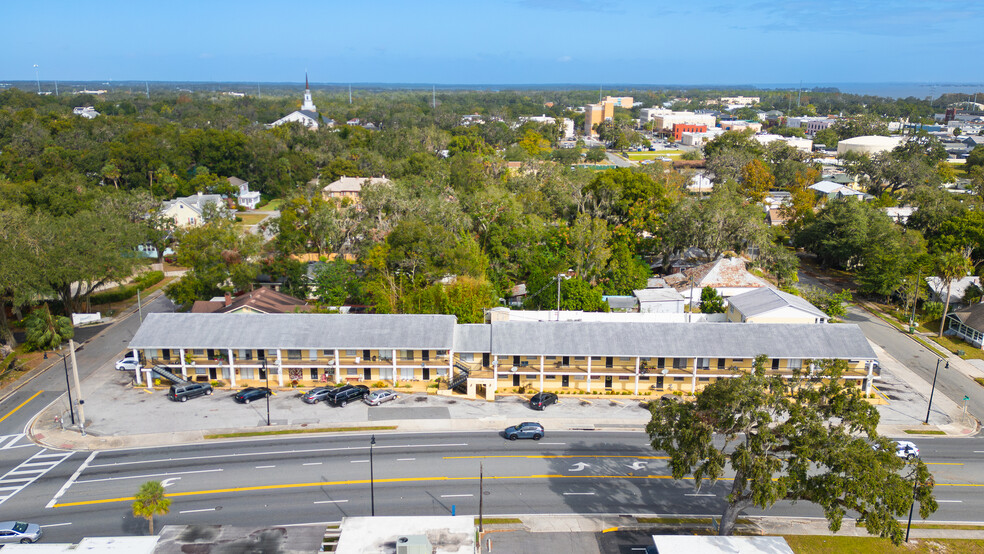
top-left (127, 313), bottom-right (877, 396)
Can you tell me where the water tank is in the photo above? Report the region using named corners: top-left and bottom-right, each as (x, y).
top-left (395, 535), bottom-right (432, 554)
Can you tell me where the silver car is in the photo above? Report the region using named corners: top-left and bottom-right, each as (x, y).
top-left (364, 389), bottom-right (398, 406)
top-left (0, 521), bottom-right (42, 544)
top-left (115, 354), bottom-right (140, 371)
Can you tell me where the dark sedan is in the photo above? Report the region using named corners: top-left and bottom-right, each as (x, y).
top-left (529, 392), bottom-right (558, 410)
top-left (234, 387), bottom-right (272, 404)
top-left (301, 387), bottom-right (334, 404)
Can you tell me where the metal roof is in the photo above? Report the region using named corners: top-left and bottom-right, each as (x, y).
top-left (489, 321), bottom-right (875, 359)
top-left (129, 313), bottom-right (456, 350)
top-left (634, 288), bottom-right (686, 302)
top-left (727, 288), bottom-right (827, 319)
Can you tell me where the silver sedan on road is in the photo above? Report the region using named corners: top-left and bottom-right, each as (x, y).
top-left (364, 389), bottom-right (398, 406)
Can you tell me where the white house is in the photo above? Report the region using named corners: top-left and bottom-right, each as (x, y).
top-left (228, 177), bottom-right (260, 210)
top-left (726, 287), bottom-right (828, 324)
top-left (73, 106), bottom-right (99, 119)
top-left (926, 275), bottom-right (981, 304)
top-left (161, 192), bottom-right (225, 228)
top-left (268, 74), bottom-right (321, 130)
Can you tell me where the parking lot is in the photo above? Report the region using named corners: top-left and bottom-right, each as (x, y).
top-left (37, 358), bottom-right (651, 439)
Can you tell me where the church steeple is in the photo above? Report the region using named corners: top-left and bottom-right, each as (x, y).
top-left (301, 72), bottom-right (316, 112)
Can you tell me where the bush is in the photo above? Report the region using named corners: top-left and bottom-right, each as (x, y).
top-left (372, 381), bottom-right (387, 388)
top-left (922, 301), bottom-right (944, 322)
top-left (134, 271), bottom-right (165, 290)
top-left (210, 380), bottom-right (225, 388)
top-left (89, 271), bottom-right (165, 305)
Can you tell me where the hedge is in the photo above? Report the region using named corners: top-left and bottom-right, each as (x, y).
top-left (89, 271), bottom-right (165, 305)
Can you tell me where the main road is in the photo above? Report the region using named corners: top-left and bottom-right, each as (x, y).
top-left (0, 431), bottom-right (982, 542)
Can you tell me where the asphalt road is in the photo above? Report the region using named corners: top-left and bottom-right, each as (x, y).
top-left (0, 431), bottom-right (980, 543)
top-left (843, 304), bottom-right (984, 423)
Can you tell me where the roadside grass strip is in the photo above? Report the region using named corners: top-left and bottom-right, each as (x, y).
top-left (784, 535), bottom-right (984, 553)
top-left (204, 426), bottom-right (397, 439)
top-left (903, 429), bottom-right (947, 435)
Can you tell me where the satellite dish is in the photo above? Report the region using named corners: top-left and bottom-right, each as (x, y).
top-left (660, 369), bottom-right (669, 376)
top-left (510, 367), bottom-right (518, 372)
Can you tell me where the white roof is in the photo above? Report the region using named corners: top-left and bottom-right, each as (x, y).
top-left (651, 535), bottom-right (794, 554)
top-left (323, 176), bottom-right (391, 194)
top-left (809, 181), bottom-right (844, 194)
top-left (335, 516), bottom-right (475, 554)
top-left (839, 135), bottom-right (903, 147)
top-left (728, 287), bottom-right (827, 319)
top-left (634, 288), bottom-right (686, 303)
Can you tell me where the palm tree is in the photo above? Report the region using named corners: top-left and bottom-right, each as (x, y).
top-left (132, 481), bottom-right (170, 535)
top-left (24, 305), bottom-right (74, 351)
top-left (935, 251), bottom-right (972, 338)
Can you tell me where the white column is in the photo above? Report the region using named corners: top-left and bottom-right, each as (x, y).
top-left (229, 356), bottom-right (237, 388)
top-left (447, 349), bottom-right (454, 377)
top-left (539, 355), bottom-right (545, 391)
top-left (334, 349), bottom-right (342, 384)
top-left (864, 360), bottom-right (874, 393)
top-left (634, 357), bottom-right (640, 395)
top-left (132, 349), bottom-right (142, 385)
top-left (691, 357), bottom-right (698, 393)
top-left (587, 357), bottom-right (592, 393)
top-left (493, 355), bottom-right (499, 384)
top-left (276, 349), bottom-right (284, 386)
top-left (227, 349), bottom-right (234, 384)
top-left (180, 348), bottom-right (187, 379)
top-left (392, 349), bottom-right (398, 384)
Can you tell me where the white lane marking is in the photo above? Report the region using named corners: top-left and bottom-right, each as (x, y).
top-left (627, 462), bottom-right (647, 471)
top-left (255, 465), bottom-right (276, 469)
top-left (0, 449), bottom-right (73, 507)
top-left (303, 462), bottom-right (323, 466)
top-left (685, 493), bottom-right (716, 497)
top-left (86, 443), bottom-right (470, 469)
top-left (42, 523), bottom-right (73, 528)
top-left (440, 494), bottom-right (473, 498)
top-left (46, 451), bottom-right (98, 509)
top-left (975, 451), bottom-right (984, 453)
top-left (563, 492), bottom-right (596, 496)
top-left (937, 500), bottom-right (963, 503)
top-left (179, 508), bottom-right (217, 514)
top-left (75, 468), bottom-right (222, 485)
top-left (569, 462), bottom-right (590, 472)
top-left (350, 460), bottom-right (369, 464)
top-left (314, 500), bottom-right (349, 504)
top-left (538, 443), bottom-right (566, 445)
top-left (161, 478), bottom-right (180, 488)
top-left (397, 458), bottom-right (415, 461)
top-left (0, 434), bottom-right (26, 449)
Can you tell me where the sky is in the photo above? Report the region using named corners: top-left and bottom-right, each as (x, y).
top-left (3, 0), bottom-right (984, 87)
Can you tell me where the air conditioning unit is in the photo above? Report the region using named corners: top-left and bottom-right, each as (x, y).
top-left (396, 535), bottom-right (432, 554)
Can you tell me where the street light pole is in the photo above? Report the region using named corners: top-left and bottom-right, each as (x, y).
top-left (263, 359), bottom-right (270, 426)
top-left (369, 435), bottom-right (376, 516)
top-left (924, 359), bottom-right (947, 425)
top-left (62, 351), bottom-right (76, 425)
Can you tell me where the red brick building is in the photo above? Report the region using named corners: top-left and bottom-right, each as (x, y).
top-left (672, 123), bottom-right (708, 141)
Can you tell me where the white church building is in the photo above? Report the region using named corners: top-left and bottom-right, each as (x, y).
top-left (268, 74), bottom-right (322, 130)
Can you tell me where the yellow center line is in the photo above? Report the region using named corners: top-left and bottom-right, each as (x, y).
top-left (444, 455), bottom-right (670, 460)
top-left (51, 471), bottom-right (984, 509)
top-left (0, 390), bottom-right (44, 424)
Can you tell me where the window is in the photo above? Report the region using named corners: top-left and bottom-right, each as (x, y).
top-left (619, 357), bottom-right (632, 362)
top-left (309, 350), bottom-right (317, 361)
top-left (657, 358), bottom-right (665, 369)
top-left (672, 358), bottom-right (687, 369)
top-left (673, 377), bottom-right (685, 381)
top-left (640, 376), bottom-right (650, 381)
top-left (788, 359), bottom-right (802, 370)
top-left (435, 368), bottom-right (448, 378)
top-left (347, 368), bottom-right (359, 376)
top-left (193, 349), bottom-right (205, 356)
top-left (422, 350), bottom-right (430, 361)
top-left (323, 350), bottom-right (334, 357)
top-left (379, 351), bottom-right (393, 361)
top-left (574, 375), bottom-right (586, 381)
top-left (345, 350), bottom-right (358, 357)
top-left (460, 353), bottom-right (474, 362)
top-left (717, 358), bottom-right (726, 370)
top-left (546, 375), bottom-right (557, 380)
top-left (240, 368), bottom-right (254, 379)
top-left (400, 366), bottom-right (415, 380)
top-left (696, 358), bottom-right (710, 370)
top-left (379, 367), bottom-right (394, 380)
top-left (196, 367), bottom-right (207, 375)
top-left (257, 349), bottom-right (265, 360)
top-left (309, 368), bottom-right (318, 380)
top-left (771, 359), bottom-right (780, 371)
top-left (402, 350), bottom-right (415, 361)
top-left (574, 356), bottom-right (585, 362)
top-left (546, 356), bottom-right (556, 361)
top-left (287, 350), bottom-right (301, 360)
top-left (698, 377), bottom-right (710, 382)
top-left (619, 376), bottom-right (629, 380)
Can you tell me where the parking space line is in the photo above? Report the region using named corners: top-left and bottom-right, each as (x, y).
top-left (314, 500), bottom-right (348, 504)
top-left (350, 460), bottom-right (369, 464)
top-left (397, 458), bottom-right (415, 461)
top-left (563, 492), bottom-right (595, 496)
top-left (179, 508), bottom-right (216, 514)
top-left (440, 494), bottom-right (473, 498)
top-left (303, 462), bottom-right (322, 466)
top-left (255, 465), bottom-right (276, 469)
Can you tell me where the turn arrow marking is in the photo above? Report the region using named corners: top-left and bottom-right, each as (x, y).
top-left (627, 462), bottom-right (647, 471)
top-left (569, 462), bottom-right (591, 472)
top-left (161, 478), bottom-right (181, 488)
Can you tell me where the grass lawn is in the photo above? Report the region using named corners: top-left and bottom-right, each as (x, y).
top-left (623, 150), bottom-right (683, 160)
top-left (236, 213), bottom-right (268, 225)
top-left (784, 535), bottom-right (984, 553)
top-left (258, 198), bottom-right (283, 211)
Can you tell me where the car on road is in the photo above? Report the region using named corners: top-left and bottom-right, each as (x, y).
top-left (167, 382), bottom-right (213, 402)
top-left (364, 389), bottom-right (398, 406)
top-left (529, 392), bottom-right (558, 411)
top-left (504, 422), bottom-right (544, 440)
top-left (115, 354), bottom-right (140, 371)
top-left (327, 384), bottom-right (370, 407)
top-left (0, 521), bottom-right (42, 544)
top-left (896, 440), bottom-right (919, 460)
top-left (234, 387), bottom-right (272, 404)
top-left (301, 387), bottom-right (334, 404)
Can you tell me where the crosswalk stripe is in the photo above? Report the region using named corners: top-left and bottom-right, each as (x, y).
top-left (0, 449), bottom-right (74, 507)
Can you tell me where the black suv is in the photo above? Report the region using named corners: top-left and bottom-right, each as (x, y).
top-left (326, 384), bottom-right (369, 407)
top-left (167, 382), bottom-right (213, 402)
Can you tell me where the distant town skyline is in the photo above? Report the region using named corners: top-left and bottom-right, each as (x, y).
top-left (4, 0), bottom-right (984, 86)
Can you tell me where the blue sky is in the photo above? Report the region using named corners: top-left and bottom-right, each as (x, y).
top-left (3, 0), bottom-right (983, 85)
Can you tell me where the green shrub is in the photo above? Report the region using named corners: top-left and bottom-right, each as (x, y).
top-left (922, 301), bottom-right (944, 322)
top-left (89, 271), bottom-right (165, 305)
top-left (134, 271), bottom-right (164, 290)
top-left (372, 381), bottom-right (387, 388)
top-left (210, 380), bottom-right (225, 388)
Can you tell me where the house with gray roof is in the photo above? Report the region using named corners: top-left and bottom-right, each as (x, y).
top-left (125, 313), bottom-right (877, 397)
top-left (945, 304), bottom-right (984, 348)
top-left (634, 288), bottom-right (685, 313)
top-left (726, 288), bottom-right (828, 324)
top-left (161, 192), bottom-right (226, 228)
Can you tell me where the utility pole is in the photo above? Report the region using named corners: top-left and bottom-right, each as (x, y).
top-left (69, 339), bottom-right (85, 430)
top-left (432, 86), bottom-right (436, 109)
top-left (349, 84), bottom-right (352, 104)
top-left (137, 288), bottom-right (144, 323)
top-left (62, 351), bottom-right (76, 425)
top-left (478, 462), bottom-right (484, 533)
top-left (54, 80), bottom-right (58, 95)
top-left (33, 64), bottom-right (40, 94)
top-left (145, 82), bottom-right (150, 99)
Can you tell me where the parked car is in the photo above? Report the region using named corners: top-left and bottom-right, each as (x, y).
top-left (504, 422), bottom-right (544, 440)
top-left (301, 387), bottom-right (334, 404)
top-left (327, 385), bottom-right (370, 407)
top-left (364, 389), bottom-right (398, 406)
top-left (0, 521), bottom-right (42, 544)
top-left (234, 387), bottom-right (272, 404)
top-left (529, 392), bottom-right (558, 411)
top-left (167, 382), bottom-right (213, 402)
top-left (115, 354), bottom-right (140, 371)
top-left (896, 440), bottom-right (920, 460)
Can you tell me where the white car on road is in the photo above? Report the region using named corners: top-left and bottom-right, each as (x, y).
top-left (896, 440), bottom-right (919, 460)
